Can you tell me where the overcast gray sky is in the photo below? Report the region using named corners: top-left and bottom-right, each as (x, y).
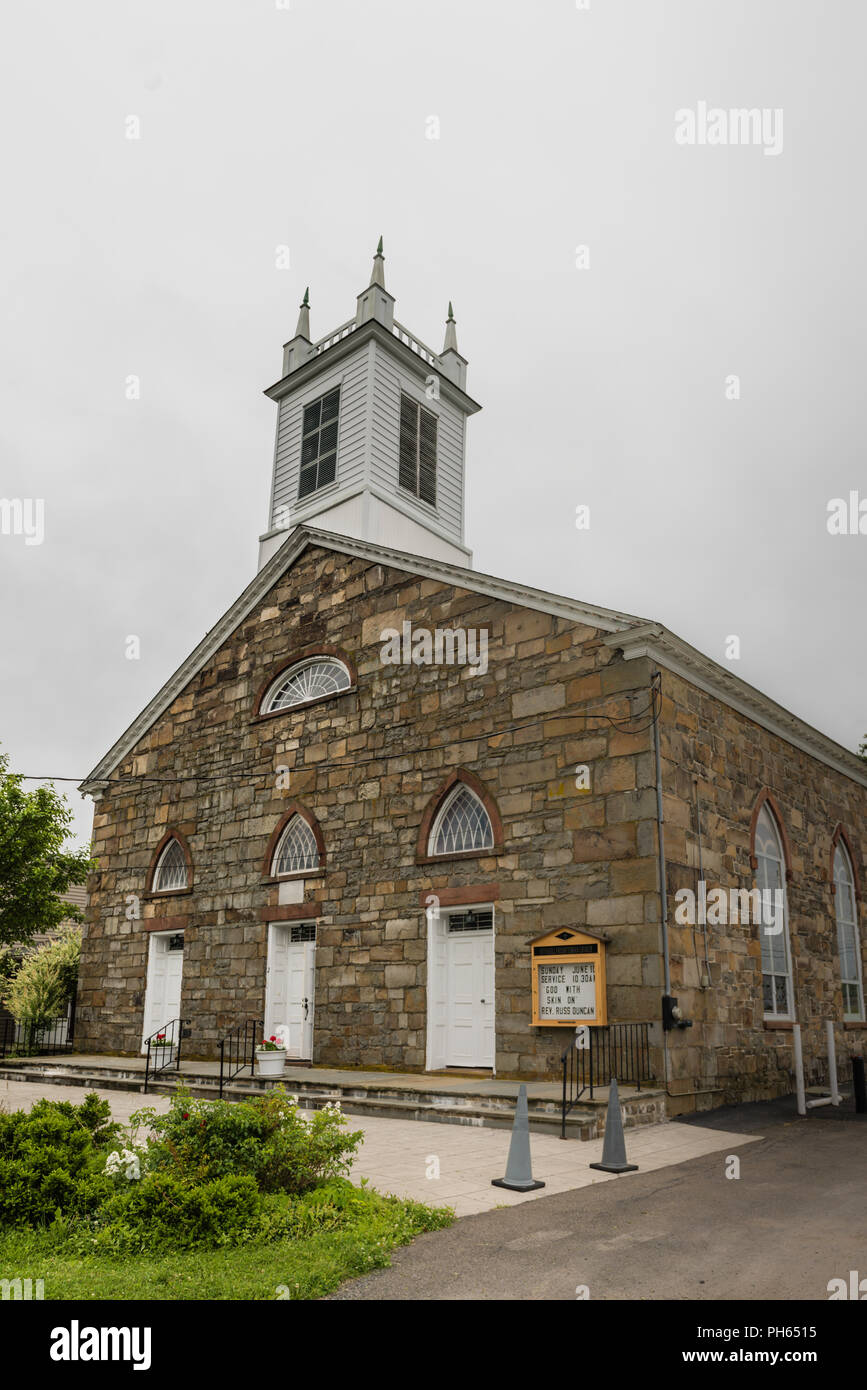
top-left (1, 0), bottom-right (864, 850)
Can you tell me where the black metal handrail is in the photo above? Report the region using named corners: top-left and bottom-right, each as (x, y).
top-left (0, 994), bottom-right (77, 1060)
top-left (219, 1018), bottom-right (263, 1098)
top-left (143, 1017), bottom-right (188, 1094)
top-left (561, 1022), bottom-right (653, 1138)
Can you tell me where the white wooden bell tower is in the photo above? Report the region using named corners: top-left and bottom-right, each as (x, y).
top-left (258, 241), bottom-right (481, 571)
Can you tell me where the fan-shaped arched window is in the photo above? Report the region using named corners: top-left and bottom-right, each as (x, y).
top-left (834, 842), bottom-right (864, 1020)
top-left (429, 784), bottom-right (494, 857)
top-left (754, 803), bottom-right (793, 1019)
top-left (153, 838), bottom-right (188, 893)
top-left (261, 656), bottom-right (352, 714)
top-left (272, 814), bottom-right (320, 876)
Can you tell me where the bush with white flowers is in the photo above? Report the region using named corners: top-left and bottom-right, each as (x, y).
top-left (105, 1148), bottom-right (142, 1181)
top-left (130, 1085), bottom-right (362, 1196)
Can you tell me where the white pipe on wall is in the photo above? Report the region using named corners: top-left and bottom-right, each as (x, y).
top-left (827, 1019), bottom-right (841, 1106)
top-left (804, 1020), bottom-right (843, 1109)
top-left (792, 1023), bottom-right (807, 1116)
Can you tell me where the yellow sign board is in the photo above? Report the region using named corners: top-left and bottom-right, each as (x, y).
top-left (530, 927), bottom-right (607, 1027)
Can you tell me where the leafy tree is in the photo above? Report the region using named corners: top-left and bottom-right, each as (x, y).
top-left (0, 749), bottom-right (93, 947)
top-left (859, 736), bottom-right (867, 764)
top-left (2, 926), bottom-right (82, 1028)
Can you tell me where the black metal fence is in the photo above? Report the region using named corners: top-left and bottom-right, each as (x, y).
top-left (142, 1017), bottom-right (189, 1095)
top-left (561, 1022), bottom-right (652, 1138)
top-left (0, 996), bottom-right (77, 1060)
top-left (219, 1018), bottom-right (263, 1098)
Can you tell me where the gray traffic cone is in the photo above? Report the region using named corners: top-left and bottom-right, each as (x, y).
top-left (589, 1077), bottom-right (638, 1174)
top-left (492, 1084), bottom-right (545, 1191)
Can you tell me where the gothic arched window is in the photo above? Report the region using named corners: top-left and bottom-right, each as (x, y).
top-left (151, 837), bottom-right (189, 893)
top-left (753, 803), bottom-right (794, 1019)
top-left (834, 841), bottom-right (864, 1020)
top-left (271, 814), bottom-right (321, 876)
top-left (429, 784), bottom-right (494, 857)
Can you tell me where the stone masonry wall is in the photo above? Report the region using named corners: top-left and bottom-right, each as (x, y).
top-left (76, 543), bottom-right (662, 1078)
top-left (657, 668), bottom-right (867, 1111)
top-left (75, 541), bottom-right (866, 1101)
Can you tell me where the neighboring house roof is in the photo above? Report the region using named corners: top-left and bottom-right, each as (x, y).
top-left (78, 525), bottom-right (867, 794)
top-left (6, 886), bottom-right (88, 954)
top-left (60, 885), bottom-right (88, 913)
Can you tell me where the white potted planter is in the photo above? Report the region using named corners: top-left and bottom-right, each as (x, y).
top-left (150, 1042), bottom-right (175, 1066)
top-left (256, 1044), bottom-right (287, 1078)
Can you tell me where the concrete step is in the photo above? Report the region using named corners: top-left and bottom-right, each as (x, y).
top-left (0, 1059), bottom-right (665, 1139)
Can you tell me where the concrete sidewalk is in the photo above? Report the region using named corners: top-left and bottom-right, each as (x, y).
top-left (0, 1074), bottom-right (757, 1217)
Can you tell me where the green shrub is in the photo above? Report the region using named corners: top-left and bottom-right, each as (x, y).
top-left (90, 1171), bottom-right (265, 1253)
top-left (0, 1094), bottom-right (117, 1228)
top-left (0, 1088), bottom-right (453, 1270)
top-left (132, 1087), bottom-right (363, 1195)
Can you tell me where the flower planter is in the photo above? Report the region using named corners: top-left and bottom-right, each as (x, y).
top-left (150, 1046), bottom-right (176, 1067)
top-left (256, 1049), bottom-right (287, 1078)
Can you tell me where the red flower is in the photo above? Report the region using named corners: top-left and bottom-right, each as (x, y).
top-left (182, 1113), bottom-right (189, 1120)
top-left (269, 1036), bottom-right (277, 1043)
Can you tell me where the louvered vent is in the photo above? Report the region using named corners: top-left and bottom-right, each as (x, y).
top-left (398, 393), bottom-right (437, 507)
top-left (399, 394), bottom-right (418, 494)
top-left (418, 408), bottom-right (437, 506)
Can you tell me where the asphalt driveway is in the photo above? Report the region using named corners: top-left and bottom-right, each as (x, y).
top-left (328, 1098), bottom-right (867, 1301)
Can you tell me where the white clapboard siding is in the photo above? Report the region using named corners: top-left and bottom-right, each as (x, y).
top-left (369, 350), bottom-right (465, 540)
top-left (270, 344), bottom-right (371, 525)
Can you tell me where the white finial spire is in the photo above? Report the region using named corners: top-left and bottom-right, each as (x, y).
top-left (370, 236), bottom-right (386, 289)
top-left (295, 287), bottom-right (310, 340)
top-left (443, 301), bottom-right (458, 354)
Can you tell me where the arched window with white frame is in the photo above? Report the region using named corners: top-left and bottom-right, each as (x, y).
top-left (754, 804), bottom-right (794, 1019)
top-left (271, 813), bottom-right (320, 876)
top-left (834, 842), bottom-right (864, 1020)
top-left (429, 783), bottom-right (494, 857)
top-left (152, 838), bottom-right (188, 893)
top-left (261, 656), bottom-right (352, 715)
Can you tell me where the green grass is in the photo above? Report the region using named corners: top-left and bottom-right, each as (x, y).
top-left (0, 1186), bottom-right (454, 1301)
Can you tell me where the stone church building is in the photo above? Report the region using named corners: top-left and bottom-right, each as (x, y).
top-left (76, 244), bottom-right (867, 1111)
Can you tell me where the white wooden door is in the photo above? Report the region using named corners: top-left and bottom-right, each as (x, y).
top-left (266, 925), bottom-right (315, 1058)
top-left (445, 929), bottom-right (494, 1067)
top-left (142, 933), bottom-right (184, 1049)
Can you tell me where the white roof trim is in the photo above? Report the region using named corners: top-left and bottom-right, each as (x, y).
top-left (602, 627), bottom-right (867, 788)
top-left (79, 526), bottom-right (866, 793)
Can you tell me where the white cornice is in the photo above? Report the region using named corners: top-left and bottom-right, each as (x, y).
top-left (79, 528), bottom-right (866, 795)
top-left (602, 627), bottom-right (867, 788)
top-left (78, 528), bottom-right (646, 793)
top-left (264, 320), bottom-right (482, 417)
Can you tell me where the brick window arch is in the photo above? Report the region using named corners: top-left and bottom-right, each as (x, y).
top-left (416, 769), bottom-right (503, 864)
top-left (263, 804), bottom-right (326, 880)
top-left (830, 823), bottom-right (862, 903)
top-left (749, 788), bottom-right (793, 882)
top-left (146, 829), bottom-right (193, 896)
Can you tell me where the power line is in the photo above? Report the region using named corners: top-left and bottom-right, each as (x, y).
top-left (15, 687), bottom-right (661, 787)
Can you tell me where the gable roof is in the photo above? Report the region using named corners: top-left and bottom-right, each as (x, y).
top-left (79, 525), bottom-right (867, 794)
